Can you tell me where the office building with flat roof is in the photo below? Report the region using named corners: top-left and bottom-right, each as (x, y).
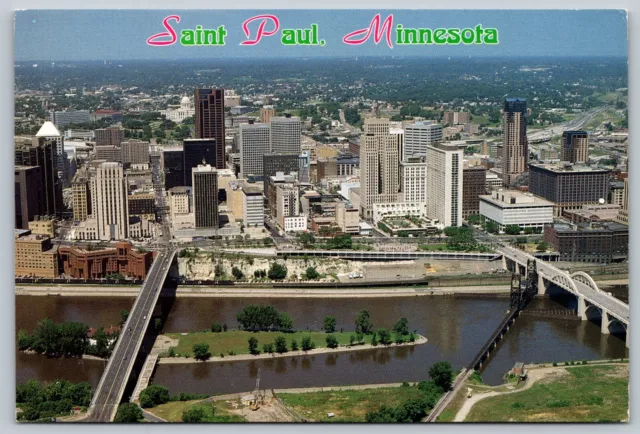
top-left (194, 88), bottom-right (226, 169)
top-left (183, 139), bottom-right (218, 187)
top-left (239, 122), bottom-right (271, 177)
top-left (426, 143), bottom-right (463, 227)
top-left (270, 114), bottom-right (301, 155)
top-left (502, 98), bottom-right (528, 186)
top-left (192, 164), bottom-right (219, 229)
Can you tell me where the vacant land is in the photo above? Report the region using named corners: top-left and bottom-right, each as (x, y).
top-left (278, 386), bottom-right (425, 422)
top-left (164, 331), bottom-right (383, 357)
top-left (148, 399), bottom-right (245, 422)
top-left (465, 364), bottom-right (628, 422)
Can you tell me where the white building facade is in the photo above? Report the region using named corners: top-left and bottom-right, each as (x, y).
top-left (239, 122), bottom-right (271, 177)
top-left (403, 122), bottom-right (443, 160)
top-left (479, 190), bottom-right (554, 232)
top-left (94, 162), bottom-right (129, 240)
top-left (426, 143), bottom-right (463, 227)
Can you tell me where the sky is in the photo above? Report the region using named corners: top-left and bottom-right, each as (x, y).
top-left (14, 9), bottom-right (628, 61)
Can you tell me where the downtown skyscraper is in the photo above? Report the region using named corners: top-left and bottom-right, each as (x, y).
top-left (194, 88), bottom-right (226, 169)
top-left (502, 98), bottom-right (528, 187)
top-left (360, 118), bottom-right (400, 219)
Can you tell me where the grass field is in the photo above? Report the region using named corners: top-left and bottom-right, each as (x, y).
top-left (148, 399), bottom-right (245, 422)
top-left (163, 331), bottom-right (381, 357)
top-left (279, 386), bottom-right (425, 422)
top-left (465, 364), bottom-right (629, 422)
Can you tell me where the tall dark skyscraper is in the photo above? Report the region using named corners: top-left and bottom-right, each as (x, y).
top-left (15, 166), bottom-right (43, 229)
top-left (194, 88), bottom-right (225, 169)
top-left (183, 139), bottom-right (218, 187)
top-left (502, 98), bottom-right (528, 187)
top-left (14, 136), bottom-right (63, 217)
top-left (192, 164), bottom-right (219, 229)
top-left (162, 148), bottom-right (185, 189)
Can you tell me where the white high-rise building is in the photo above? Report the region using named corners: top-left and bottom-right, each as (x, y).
top-left (239, 122), bottom-right (271, 177)
top-left (400, 158), bottom-right (428, 204)
top-left (270, 114), bottom-right (301, 154)
top-left (403, 122), bottom-right (443, 160)
top-left (94, 162), bottom-right (128, 240)
top-left (426, 143), bottom-right (463, 227)
top-left (360, 118), bottom-right (400, 219)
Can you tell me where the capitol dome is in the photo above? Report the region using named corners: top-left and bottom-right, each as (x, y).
top-left (180, 96), bottom-right (191, 106)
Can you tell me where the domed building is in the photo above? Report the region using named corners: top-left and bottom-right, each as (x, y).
top-left (160, 95), bottom-right (195, 123)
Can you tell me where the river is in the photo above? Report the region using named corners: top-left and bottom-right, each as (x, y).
top-left (15, 292), bottom-right (628, 393)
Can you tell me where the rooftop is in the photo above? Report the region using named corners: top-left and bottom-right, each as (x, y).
top-left (35, 121), bottom-right (61, 138)
top-left (480, 189), bottom-right (554, 207)
top-left (530, 162), bottom-right (609, 174)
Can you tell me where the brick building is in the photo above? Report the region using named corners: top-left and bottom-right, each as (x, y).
top-left (58, 241), bottom-right (153, 279)
top-left (462, 166), bottom-right (486, 219)
top-left (543, 222), bottom-right (628, 264)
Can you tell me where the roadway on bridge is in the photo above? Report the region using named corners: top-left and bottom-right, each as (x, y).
top-left (87, 248), bottom-right (174, 422)
top-left (497, 245), bottom-right (629, 324)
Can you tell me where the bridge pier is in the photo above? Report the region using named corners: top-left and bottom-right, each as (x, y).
top-left (577, 296), bottom-right (587, 320)
top-left (537, 273), bottom-right (547, 295)
top-left (626, 328), bottom-right (630, 348)
top-left (601, 311), bottom-right (610, 335)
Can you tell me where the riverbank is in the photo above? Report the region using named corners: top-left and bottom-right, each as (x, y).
top-left (449, 362), bottom-right (629, 422)
top-left (157, 332), bottom-right (428, 364)
top-left (15, 285), bottom-right (510, 298)
top-left (21, 349), bottom-right (107, 362)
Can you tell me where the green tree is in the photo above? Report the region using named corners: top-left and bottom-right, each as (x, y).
top-left (305, 267), bottom-right (320, 280)
top-left (231, 266), bottom-right (244, 280)
top-left (371, 332), bottom-right (378, 346)
top-left (429, 361), bottom-right (454, 391)
top-left (17, 329), bottom-right (34, 351)
top-left (114, 403), bottom-right (143, 423)
top-left (192, 343), bottom-right (211, 361)
top-left (355, 310), bottom-right (373, 334)
top-left (153, 318), bottom-right (163, 333)
top-left (248, 336), bottom-right (260, 355)
top-left (298, 232), bottom-right (316, 247)
top-left (349, 334), bottom-right (356, 345)
top-left (274, 335), bottom-right (288, 353)
top-left (325, 334), bottom-right (339, 349)
top-left (485, 220), bottom-right (499, 234)
top-left (211, 323), bottom-right (223, 333)
top-left (323, 316), bottom-right (337, 333)
top-left (505, 225), bottom-right (522, 235)
top-left (120, 309), bottom-right (129, 325)
top-left (278, 313), bottom-right (294, 332)
top-left (139, 385), bottom-right (170, 408)
top-left (377, 328), bottom-right (392, 345)
top-left (182, 406), bottom-right (206, 422)
top-left (537, 241), bottom-right (550, 252)
top-left (393, 318), bottom-right (409, 335)
top-left (290, 339), bottom-right (299, 351)
top-left (301, 335), bottom-right (315, 351)
top-left (262, 343), bottom-right (274, 353)
top-left (268, 263), bottom-right (288, 280)
top-left (365, 405), bottom-right (397, 422)
top-left (467, 214), bottom-right (481, 225)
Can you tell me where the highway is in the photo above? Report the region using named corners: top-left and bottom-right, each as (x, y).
top-left (86, 248), bottom-right (175, 422)
top-left (527, 106), bottom-right (608, 142)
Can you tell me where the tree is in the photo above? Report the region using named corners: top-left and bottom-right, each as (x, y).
top-left (248, 337), bottom-right (260, 355)
top-left (231, 266), bottom-right (244, 280)
top-left (262, 343), bottom-right (274, 353)
top-left (192, 343), bottom-right (211, 361)
top-left (355, 310), bottom-right (373, 334)
top-left (182, 406), bottom-right (206, 422)
top-left (349, 334), bottom-right (356, 346)
top-left (114, 403), bottom-right (143, 423)
top-left (268, 263), bottom-right (287, 280)
top-left (298, 232), bottom-right (315, 247)
top-left (365, 405), bottom-right (398, 422)
top-left (120, 310), bottom-right (129, 325)
top-left (377, 328), bottom-right (392, 345)
top-left (505, 225), bottom-right (522, 235)
top-left (393, 318), bottom-right (409, 335)
top-left (327, 234), bottom-right (352, 250)
top-left (429, 361), bottom-right (454, 391)
top-left (211, 323), bottom-right (223, 333)
top-left (290, 339), bottom-right (299, 351)
top-left (153, 318), bottom-right (163, 333)
top-left (278, 313), bottom-right (294, 332)
top-left (467, 214), bottom-right (481, 225)
top-left (139, 385), bottom-right (170, 408)
top-left (325, 334), bottom-right (339, 349)
top-left (537, 241), bottom-right (550, 252)
top-left (17, 329), bottom-right (34, 351)
top-left (485, 220), bottom-right (499, 234)
top-left (305, 267), bottom-right (320, 280)
top-left (371, 333), bottom-right (378, 346)
top-left (272, 335), bottom-right (288, 354)
top-left (323, 316), bottom-right (337, 333)
top-left (301, 335), bottom-right (315, 351)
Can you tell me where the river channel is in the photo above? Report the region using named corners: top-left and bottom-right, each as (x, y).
top-left (16, 292), bottom-right (628, 394)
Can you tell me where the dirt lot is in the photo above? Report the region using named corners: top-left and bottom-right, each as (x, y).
top-left (362, 259), bottom-right (503, 281)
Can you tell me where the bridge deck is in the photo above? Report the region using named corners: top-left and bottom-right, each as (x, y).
top-left (87, 248), bottom-right (175, 422)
